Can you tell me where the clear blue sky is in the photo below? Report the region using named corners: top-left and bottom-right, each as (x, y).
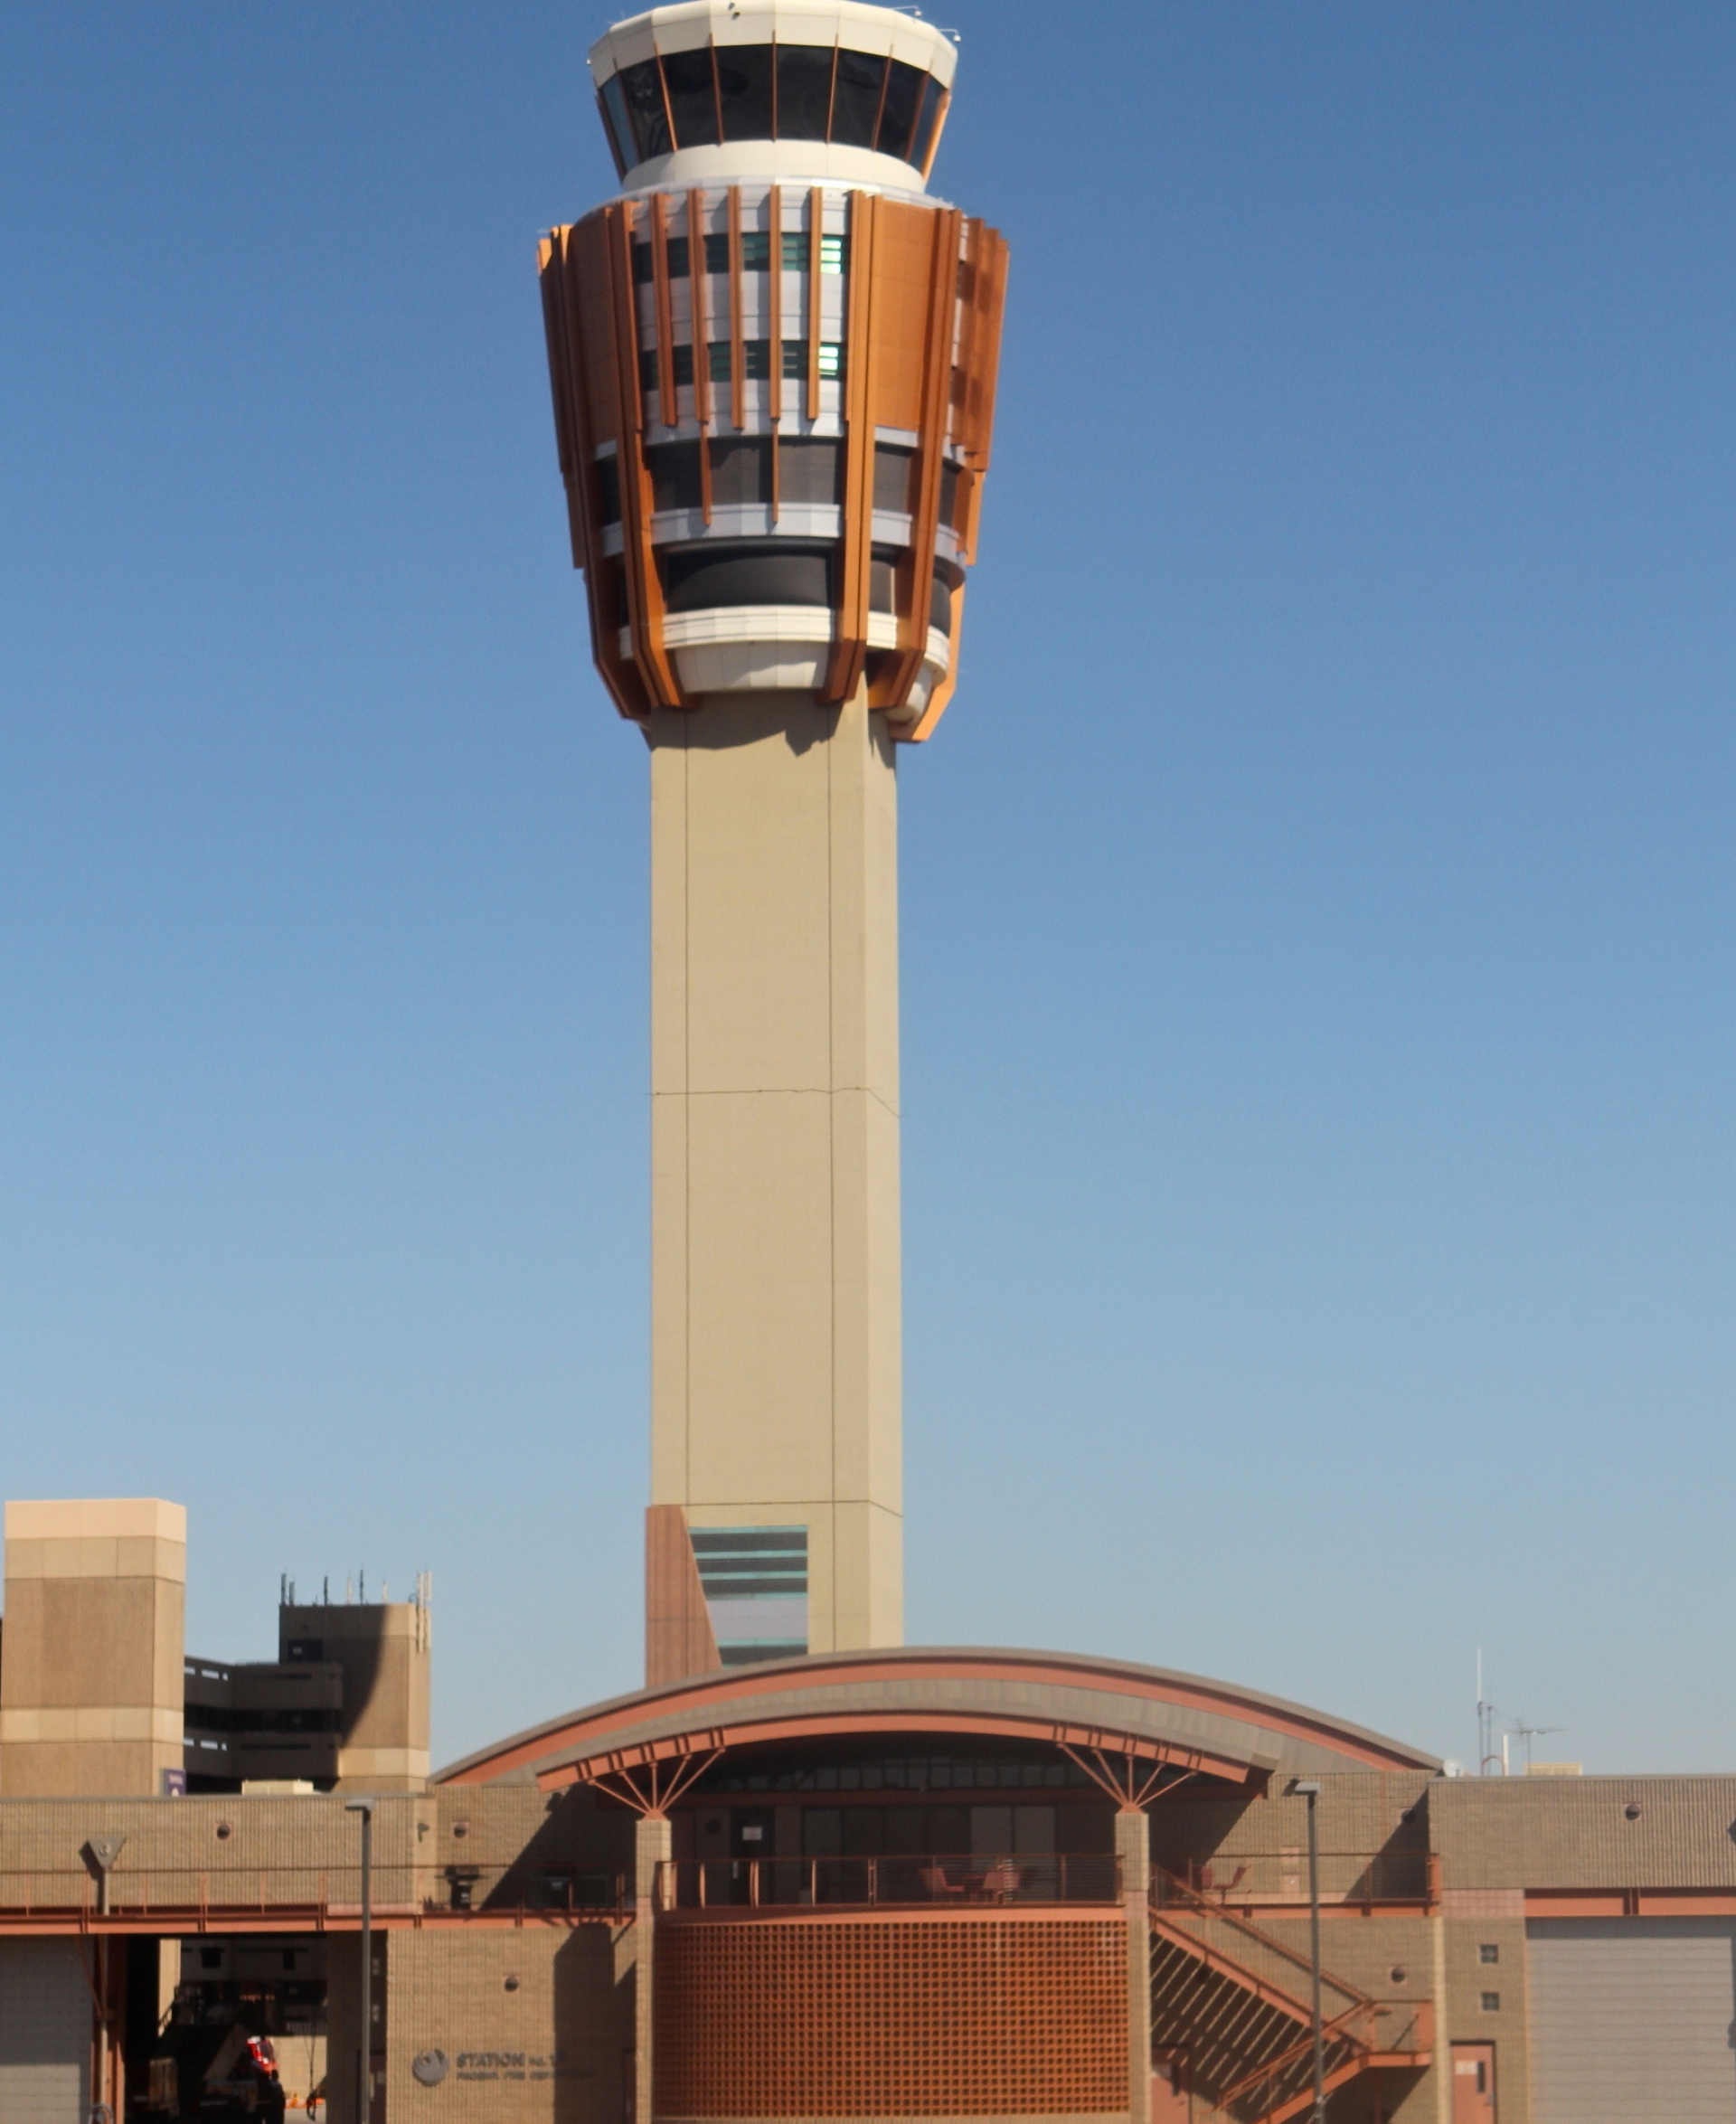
top-left (4, 1), bottom-right (1732, 1775)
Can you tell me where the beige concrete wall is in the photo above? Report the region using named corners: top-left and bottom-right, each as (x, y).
top-left (278, 1601), bottom-right (432, 1790)
top-left (1433, 1772), bottom-right (1736, 1890)
top-left (373, 1926), bottom-right (630, 2124)
top-left (0, 1498), bottom-right (185, 1797)
top-left (647, 689), bottom-right (903, 1657)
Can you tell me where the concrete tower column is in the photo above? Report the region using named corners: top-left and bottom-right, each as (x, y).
top-left (634, 1814), bottom-right (673, 2124)
top-left (1118, 1808), bottom-right (1153, 2124)
top-left (649, 688), bottom-right (901, 1656)
top-left (535, 0), bottom-right (1007, 1680)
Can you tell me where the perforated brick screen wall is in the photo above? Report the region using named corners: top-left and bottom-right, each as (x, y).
top-left (655, 1916), bottom-right (1128, 2116)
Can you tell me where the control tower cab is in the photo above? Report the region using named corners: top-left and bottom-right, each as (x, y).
top-left (539, 0), bottom-right (1008, 735)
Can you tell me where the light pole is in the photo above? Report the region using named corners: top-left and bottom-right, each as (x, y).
top-left (85, 1835), bottom-right (125, 2124)
top-left (1289, 1780), bottom-right (1326, 2124)
top-left (344, 1801), bottom-right (373, 2124)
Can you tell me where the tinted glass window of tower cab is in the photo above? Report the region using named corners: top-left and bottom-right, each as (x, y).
top-left (599, 46), bottom-right (947, 175)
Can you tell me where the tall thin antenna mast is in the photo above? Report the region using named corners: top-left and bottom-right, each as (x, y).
top-left (1477, 1649), bottom-right (1501, 1775)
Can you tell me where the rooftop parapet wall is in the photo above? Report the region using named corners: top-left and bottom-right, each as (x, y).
top-left (278, 1600), bottom-right (432, 1791)
top-left (4, 1496), bottom-right (187, 1578)
top-left (0, 1786), bottom-right (637, 1924)
top-left (1147, 1770), bottom-right (1436, 1889)
top-left (1431, 1772), bottom-right (1736, 1892)
top-left (0, 1793), bottom-right (428, 1914)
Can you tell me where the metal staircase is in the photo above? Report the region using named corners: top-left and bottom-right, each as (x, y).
top-left (1147, 1866), bottom-right (1432, 2124)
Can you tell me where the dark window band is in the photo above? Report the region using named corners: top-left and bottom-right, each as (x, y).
top-left (639, 340), bottom-right (844, 394)
top-left (660, 540), bottom-right (836, 611)
top-left (602, 46), bottom-right (945, 174)
top-left (641, 438), bottom-right (842, 514)
top-left (633, 232), bottom-right (850, 281)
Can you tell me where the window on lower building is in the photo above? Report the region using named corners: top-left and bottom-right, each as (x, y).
top-left (1479, 1943), bottom-right (1499, 1965)
top-left (1480, 1991), bottom-right (1500, 2012)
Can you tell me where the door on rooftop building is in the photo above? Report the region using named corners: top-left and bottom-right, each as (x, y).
top-left (1452, 2043), bottom-right (1496, 2124)
top-left (1526, 1916), bottom-right (1736, 2124)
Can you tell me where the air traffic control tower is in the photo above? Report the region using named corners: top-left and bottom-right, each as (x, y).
top-left (539, 0), bottom-right (1007, 1684)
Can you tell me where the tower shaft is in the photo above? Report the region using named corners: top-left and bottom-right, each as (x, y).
top-left (649, 689), bottom-right (902, 1664)
top-left (539, 0), bottom-right (1005, 1685)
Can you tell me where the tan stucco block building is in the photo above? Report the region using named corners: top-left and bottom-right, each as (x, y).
top-left (0, 1497), bottom-right (185, 1797)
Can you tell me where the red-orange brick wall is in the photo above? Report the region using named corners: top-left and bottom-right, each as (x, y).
top-left (655, 1917), bottom-right (1128, 2116)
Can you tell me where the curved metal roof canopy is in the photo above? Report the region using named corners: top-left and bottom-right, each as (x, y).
top-left (435, 1647), bottom-right (1439, 1795)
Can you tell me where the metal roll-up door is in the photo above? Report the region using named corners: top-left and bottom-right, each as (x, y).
top-left (1527, 1916), bottom-right (1736, 2124)
top-left (0, 1939), bottom-right (90, 2123)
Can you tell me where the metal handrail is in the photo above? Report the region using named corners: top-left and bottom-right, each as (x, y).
top-left (1150, 1864), bottom-right (1375, 2015)
top-left (1160, 1848), bottom-right (1434, 1905)
top-left (658, 1852), bottom-right (1120, 1911)
top-left (0, 1864), bottom-right (628, 1927)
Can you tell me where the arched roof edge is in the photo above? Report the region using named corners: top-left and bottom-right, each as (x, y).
top-left (433, 1645), bottom-right (1439, 1787)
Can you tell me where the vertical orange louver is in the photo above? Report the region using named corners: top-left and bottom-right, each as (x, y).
top-left (827, 186), bottom-right (879, 705)
top-left (651, 191), bottom-right (678, 431)
top-left (807, 185), bottom-right (825, 423)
